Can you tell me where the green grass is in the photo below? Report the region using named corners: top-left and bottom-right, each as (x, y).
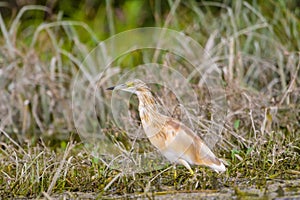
top-left (0, 133), bottom-right (299, 198)
top-left (0, 0), bottom-right (300, 198)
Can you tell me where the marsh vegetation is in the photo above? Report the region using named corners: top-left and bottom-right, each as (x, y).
top-left (0, 0), bottom-right (299, 198)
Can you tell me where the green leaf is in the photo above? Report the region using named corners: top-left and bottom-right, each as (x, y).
top-left (246, 147), bottom-right (253, 155)
top-left (234, 119), bottom-right (240, 130)
top-left (60, 141), bottom-right (67, 150)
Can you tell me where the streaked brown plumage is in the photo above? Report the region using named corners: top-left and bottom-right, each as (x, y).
top-left (107, 79), bottom-right (226, 173)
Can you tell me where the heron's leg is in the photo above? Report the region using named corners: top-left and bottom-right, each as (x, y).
top-left (173, 164), bottom-right (177, 179)
top-left (178, 159), bottom-right (194, 175)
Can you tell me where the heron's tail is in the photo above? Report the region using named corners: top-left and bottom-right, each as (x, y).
top-left (197, 143), bottom-right (226, 173)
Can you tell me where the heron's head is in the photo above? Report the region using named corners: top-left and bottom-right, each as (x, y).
top-left (106, 79), bottom-right (149, 94)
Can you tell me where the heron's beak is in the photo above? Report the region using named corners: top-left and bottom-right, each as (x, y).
top-left (106, 83), bottom-right (127, 91)
top-left (106, 86), bottom-right (115, 90)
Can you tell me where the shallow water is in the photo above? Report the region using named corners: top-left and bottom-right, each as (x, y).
top-left (143, 184), bottom-right (300, 200)
top-left (53, 179), bottom-right (300, 199)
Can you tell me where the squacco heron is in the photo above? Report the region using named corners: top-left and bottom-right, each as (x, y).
top-left (107, 79), bottom-right (226, 173)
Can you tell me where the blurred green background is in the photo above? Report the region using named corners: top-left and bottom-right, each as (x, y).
top-left (1, 0), bottom-right (299, 41)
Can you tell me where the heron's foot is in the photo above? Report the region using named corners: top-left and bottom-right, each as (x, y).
top-left (173, 165), bottom-right (177, 180)
top-left (178, 159), bottom-right (194, 176)
top-left (189, 169), bottom-right (194, 175)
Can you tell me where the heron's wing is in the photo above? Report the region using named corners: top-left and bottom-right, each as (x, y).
top-left (163, 118), bottom-right (198, 147)
top-left (163, 118), bottom-right (224, 171)
top-left (158, 118), bottom-right (198, 163)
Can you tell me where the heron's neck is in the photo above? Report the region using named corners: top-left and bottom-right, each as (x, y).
top-left (136, 90), bottom-right (166, 130)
